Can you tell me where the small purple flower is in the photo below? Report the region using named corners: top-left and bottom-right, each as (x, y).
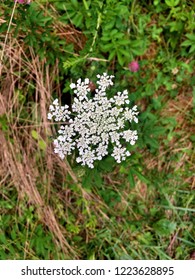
top-left (128, 61), bottom-right (139, 72)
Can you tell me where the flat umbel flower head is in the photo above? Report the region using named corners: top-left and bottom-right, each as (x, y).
top-left (48, 74), bottom-right (139, 168)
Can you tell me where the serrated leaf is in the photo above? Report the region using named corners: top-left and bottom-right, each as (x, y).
top-left (63, 56), bottom-right (86, 70)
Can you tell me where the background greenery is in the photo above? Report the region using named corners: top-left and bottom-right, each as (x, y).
top-left (0, 0), bottom-right (195, 259)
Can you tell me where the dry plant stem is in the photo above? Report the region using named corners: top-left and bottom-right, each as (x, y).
top-left (0, 1), bottom-right (17, 77)
top-left (87, 57), bottom-right (108, 62)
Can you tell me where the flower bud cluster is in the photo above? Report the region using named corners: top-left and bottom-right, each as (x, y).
top-left (48, 73), bottom-right (139, 168)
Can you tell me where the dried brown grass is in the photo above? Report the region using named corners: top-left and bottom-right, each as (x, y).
top-left (0, 29), bottom-right (111, 258)
top-left (0, 36), bottom-right (80, 258)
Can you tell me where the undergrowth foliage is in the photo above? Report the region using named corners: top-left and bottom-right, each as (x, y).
top-left (48, 73), bottom-right (139, 168)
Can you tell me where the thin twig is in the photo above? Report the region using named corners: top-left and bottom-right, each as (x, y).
top-left (0, 1), bottom-right (17, 77)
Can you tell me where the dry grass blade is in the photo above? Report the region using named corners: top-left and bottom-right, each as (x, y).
top-left (0, 35), bottom-right (81, 258)
top-left (0, 122), bottom-right (78, 259)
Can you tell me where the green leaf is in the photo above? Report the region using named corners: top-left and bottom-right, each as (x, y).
top-left (151, 126), bottom-right (166, 136)
top-left (104, 20), bottom-right (115, 31)
top-left (0, 233), bottom-right (7, 244)
top-left (88, 252), bottom-right (96, 260)
top-left (63, 56), bottom-right (86, 70)
top-left (72, 13), bottom-right (83, 27)
top-left (165, 0), bottom-right (180, 7)
top-left (145, 136), bottom-right (159, 150)
top-left (131, 168), bottom-right (150, 184)
top-left (31, 130), bottom-right (39, 140)
top-left (181, 40), bottom-right (192, 47)
top-left (189, 45), bottom-right (195, 53)
top-left (118, 48), bottom-right (130, 57)
top-left (98, 156), bottom-right (115, 172)
top-left (186, 34), bottom-right (195, 41)
top-left (70, 0), bottom-right (79, 9)
top-left (108, 49), bottom-right (116, 61)
top-left (153, 219), bottom-right (177, 236)
top-left (190, 135), bottom-right (195, 142)
top-left (128, 169), bottom-right (135, 188)
top-left (119, 39), bottom-right (130, 46)
top-left (0, 115), bottom-right (8, 132)
top-left (110, 29), bottom-right (118, 37)
top-left (117, 50), bottom-right (124, 66)
top-left (93, 170), bottom-right (103, 188)
top-left (38, 140), bottom-right (46, 151)
top-left (100, 43), bottom-right (114, 52)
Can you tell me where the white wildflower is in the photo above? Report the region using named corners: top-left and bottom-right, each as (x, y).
top-left (71, 78), bottom-right (90, 101)
top-left (53, 99), bottom-right (58, 105)
top-left (124, 106), bottom-right (139, 123)
top-left (76, 148), bottom-right (96, 169)
top-left (111, 145), bottom-right (131, 163)
top-left (172, 67), bottom-right (179, 75)
top-left (48, 73), bottom-right (139, 168)
top-left (114, 90), bottom-right (129, 106)
top-left (97, 72), bottom-right (114, 90)
top-left (123, 130), bottom-right (138, 145)
top-left (47, 99), bottom-right (71, 122)
top-left (96, 143), bottom-right (108, 160)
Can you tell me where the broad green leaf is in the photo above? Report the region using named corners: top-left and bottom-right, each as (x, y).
top-left (165, 0), bottom-right (180, 7)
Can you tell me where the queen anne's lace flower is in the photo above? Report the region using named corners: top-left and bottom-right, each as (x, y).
top-left (48, 73), bottom-right (139, 168)
top-left (122, 130), bottom-right (138, 145)
top-left (96, 73), bottom-right (114, 90)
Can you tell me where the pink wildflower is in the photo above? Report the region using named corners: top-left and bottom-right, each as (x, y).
top-left (128, 61), bottom-right (139, 72)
